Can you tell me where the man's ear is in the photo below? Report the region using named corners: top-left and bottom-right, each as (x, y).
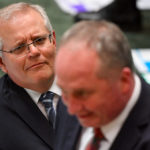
top-left (120, 67), bottom-right (134, 94)
top-left (52, 31), bottom-right (56, 47)
top-left (0, 56), bottom-right (8, 73)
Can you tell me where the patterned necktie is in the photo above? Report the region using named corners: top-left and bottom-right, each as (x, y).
top-left (39, 91), bottom-right (55, 127)
top-left (86, 128), bottom-right (104, 150)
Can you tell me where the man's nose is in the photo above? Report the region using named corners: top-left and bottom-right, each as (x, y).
top-left (27, 43), bottom-right (40, 57)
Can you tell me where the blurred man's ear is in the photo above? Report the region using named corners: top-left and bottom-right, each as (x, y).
top-left (0, 56), bottom-right (8, 73)
top-left (120, 67), bottom-right (133, 94)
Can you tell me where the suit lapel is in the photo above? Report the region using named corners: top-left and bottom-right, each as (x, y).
top-left (4, 77), bottom-right (54, 149)
top-left (62, 115), bottom-right (81, 150)
top-left (55, 100), bottom-right (82, 150)
top-left (110, 119), bottom-right (141, 150)
top-left (110, 79), bottom-right (150, 150)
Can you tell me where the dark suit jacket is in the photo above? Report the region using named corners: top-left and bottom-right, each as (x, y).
top-left (0, 74), bottom-right (54, 150)
top-left (55, 78), bottom-right (150, 150)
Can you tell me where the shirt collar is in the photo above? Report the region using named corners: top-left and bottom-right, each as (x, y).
top-left (25, 78), bottom-right (61, 104)
top-left (49, 78), bottom-right (61, 96)
top-left (101, 74), bottom-right (141, 145)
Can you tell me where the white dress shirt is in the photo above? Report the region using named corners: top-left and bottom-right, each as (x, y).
top-left (25, 79), bottom-right (61, 119)
top-left (77, 74), bottom-right (141, 150)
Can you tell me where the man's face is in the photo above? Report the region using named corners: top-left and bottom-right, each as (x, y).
top-left (0, 9), bottom-right (56, 92)
top-left (55, 43), bottom-right (126, 127)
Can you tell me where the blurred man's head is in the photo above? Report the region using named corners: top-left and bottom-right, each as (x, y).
top-left (55, 20), bottom-right (135, 127)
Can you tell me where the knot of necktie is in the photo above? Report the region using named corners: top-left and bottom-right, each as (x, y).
top-left (94, 128), bottom-right (104, 140)
top-left (86, 128), bottom-right (104, 150)
top-left (39, 91), bottom-right (55, 127)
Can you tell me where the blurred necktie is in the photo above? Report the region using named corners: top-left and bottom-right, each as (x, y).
top-left (39, 91), bottom-right (55, 127)
top-left (86, 128), bottom-right (104, 150)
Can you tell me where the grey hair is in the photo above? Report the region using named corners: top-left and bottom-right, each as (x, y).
top-left (59, 20), bottom-right (134, 74)
top-left (0, 2), bottom-right (53, 56)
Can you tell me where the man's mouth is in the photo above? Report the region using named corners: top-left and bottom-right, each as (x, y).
top-left (25, 62), bottom-right (46, 70)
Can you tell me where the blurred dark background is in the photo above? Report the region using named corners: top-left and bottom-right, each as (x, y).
top-left (0, 0), bottom-right (150, 77)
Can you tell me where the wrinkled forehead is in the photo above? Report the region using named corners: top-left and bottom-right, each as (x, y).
top-left (0, 10), bottom-right (49, 52)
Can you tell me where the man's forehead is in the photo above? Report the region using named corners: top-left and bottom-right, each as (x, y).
top-left (56, 48), bottom-right (100, 83)
top-left (57, 47), bottom-right (97, 68)
top-left (58, 43), bottom-right (98, 59)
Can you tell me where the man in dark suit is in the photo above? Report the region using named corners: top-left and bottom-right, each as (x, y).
top-left (54, 20), bottom-right (150, 150)
top-left (0, 2), bottom-right (60, 150)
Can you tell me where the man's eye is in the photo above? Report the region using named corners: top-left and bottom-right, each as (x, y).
top-left (74, 91), bottom-right (89, 98)
top-left (16, 45), bottom-right (24, 50)
top-left (35, 37), bottom-right (46, 44)
top-left (12, 44), bottom-right (25, 53)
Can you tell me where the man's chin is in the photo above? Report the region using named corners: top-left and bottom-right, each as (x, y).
top-left (79, 118), bottom-right (93, 127)
top-left (32, 72), bottom-right (54, 81)
top-left (78, 118), bottom-right (101, 127)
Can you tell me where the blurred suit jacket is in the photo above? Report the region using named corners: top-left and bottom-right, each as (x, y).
top-left (0, 74), bottom-right (55, 150)
top-left (55, 78), bottom-right (150, 150)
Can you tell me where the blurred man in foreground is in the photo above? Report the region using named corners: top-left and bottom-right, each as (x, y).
top-left (54, 20), bottom-right (150, 150)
